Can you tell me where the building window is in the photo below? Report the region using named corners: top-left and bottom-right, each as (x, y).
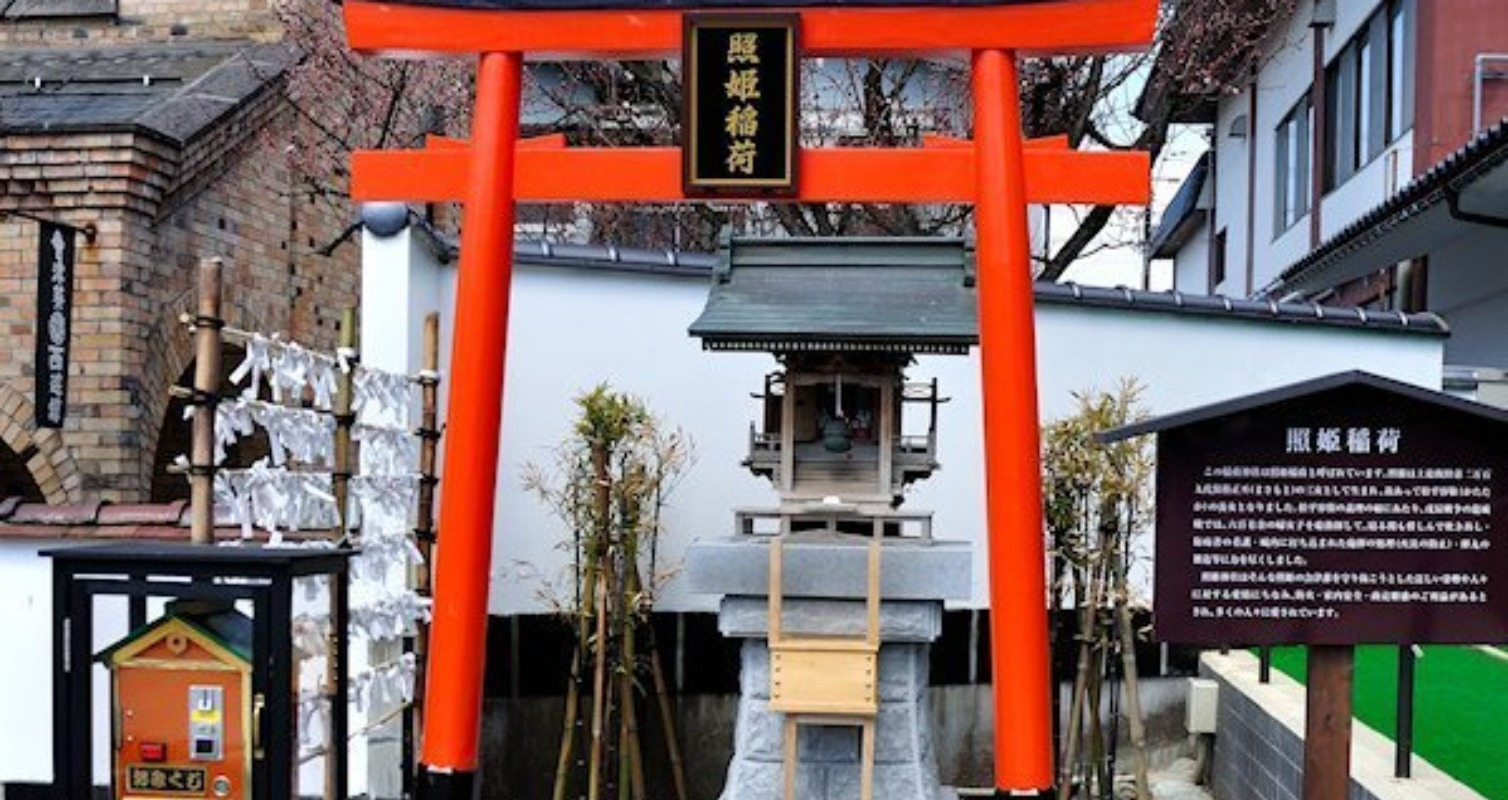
top-left (1325, 0), bottom-right (1414, 190)
top-left (1275, 95), bottom-right (1312, 234)
top-left (1210, 229), bottom-right (1228, 291)
top-left (1388, 0), bottom-right (1415, 142)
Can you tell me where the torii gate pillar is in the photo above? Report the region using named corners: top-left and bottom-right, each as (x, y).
top-left (417, 51), bottom-right (523, 800)
top-left (972, 48), bottom-right (1054, 791)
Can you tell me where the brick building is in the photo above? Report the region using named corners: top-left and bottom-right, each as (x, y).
top-left (0, 0), bottom-right (360, 504)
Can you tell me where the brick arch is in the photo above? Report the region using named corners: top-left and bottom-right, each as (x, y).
top-left (0, 381), bottom-right (79, 504)
top-left (139, 293), bottom-right (271, 498)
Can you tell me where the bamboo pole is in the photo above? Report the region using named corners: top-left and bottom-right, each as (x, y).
top-left (326, 308), bottom-right (358, 800)
top-left (188, 257), bottom-right (223, 544)
top-left (552, 644), bottom-right (586, 800)
top-left (1114, 585), bottom-right (1151, 800)
top-left (411, 312), bottom-right (442, 790)
top-left (588, 550), bottom-right (610, 800)
top-left (618, 498), bottom-right (645, 800)
top-left (646, 635), bottom-right (687, 800)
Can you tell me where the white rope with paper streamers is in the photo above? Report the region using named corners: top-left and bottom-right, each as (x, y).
top-left (354, 369), bottom-right (413, 428)
top-left (212, 461), bottom-right (338, 540)
top-left (228, 333), bottom-right (345, 409)
top-left (296, 652), bottom-right (418, 755)
top-left (198, 330), bottom-right (431, 758)
top-left (355, 422), bottom-right (419, 476)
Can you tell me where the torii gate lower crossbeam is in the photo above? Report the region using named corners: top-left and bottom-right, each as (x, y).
top-left (346, 3), bottom-right (1153, 796)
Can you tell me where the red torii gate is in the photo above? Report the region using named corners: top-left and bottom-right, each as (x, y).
top-left (344, 1), bottom-right (1154, 795)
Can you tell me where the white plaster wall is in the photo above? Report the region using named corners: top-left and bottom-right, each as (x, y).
top-left (487, 266), bottom-right (771, 614)
top-left (1325, 0), bottom-right (1390, 62)
top-left (1212, 92), bottom-right (1252, 296)
top-left (1170, 227), bottom-right (1211, 293)
top-left (1426, 226), bottom-right (1508, 368)
top-left (1249, 8), bottom-right (1317, 289)
top-left (366, 245), bottom-right (1444, 614)
top-left (0, 540), bottom-right (137, 787)
top-left (1318, 128), bottom-right (1415, 242)
top-left (916, 304), bottom-right (1442, 609)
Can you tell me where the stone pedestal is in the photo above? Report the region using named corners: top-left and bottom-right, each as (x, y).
top-left (687, 537), bottom-right (970, 800)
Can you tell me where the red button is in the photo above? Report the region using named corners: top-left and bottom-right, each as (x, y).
top-left (139, 742), bottom-right (166, 762)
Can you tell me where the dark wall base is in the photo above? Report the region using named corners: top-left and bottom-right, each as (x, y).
top-left (418, 768), bottom-right (477, 800)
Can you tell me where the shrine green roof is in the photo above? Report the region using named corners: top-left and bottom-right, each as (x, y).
top-left (688, 237), bottom-right (978, 354)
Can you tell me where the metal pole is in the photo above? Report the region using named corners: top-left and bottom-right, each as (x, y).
top-left (189, 257), bottom-right (223, 544)
top-left (419, 50), bottom-right (523, 800)
top-left (973, 48), bottom-right (1054, 794)
top-left (1395, 645), bottom-right (1415, 778)
top-left (1259, 646), bottom-right (1272, 684)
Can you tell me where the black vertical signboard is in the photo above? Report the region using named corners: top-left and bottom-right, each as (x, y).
top-left (35, 222), bottom-right (75, 428)
top-left (684, 14), bottom-right (799, 197)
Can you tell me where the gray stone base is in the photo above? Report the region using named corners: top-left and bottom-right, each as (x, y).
top-left (718, 640), bottom-right (958, 800)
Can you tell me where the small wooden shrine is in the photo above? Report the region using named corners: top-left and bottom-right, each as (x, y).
top-left (688, 236), bottom-right (975, 800)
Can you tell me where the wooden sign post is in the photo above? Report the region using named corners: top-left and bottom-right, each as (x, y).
top-left (344, 2), bottom-right (1155, 796)
top-left (1103, 371), bottom-right (1508, 800)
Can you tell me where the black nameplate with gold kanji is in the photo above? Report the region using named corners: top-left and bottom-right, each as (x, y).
top-left (683, 14), bottom-right (799, 197)
top-left (125, 765), bottom-right (208, 796)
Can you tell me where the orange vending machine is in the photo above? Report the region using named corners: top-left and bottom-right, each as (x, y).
top-left (98, 602), bottom-right (256, 800)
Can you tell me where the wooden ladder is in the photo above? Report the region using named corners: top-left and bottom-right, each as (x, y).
top-left (768, 534), bottom-right (882, 800)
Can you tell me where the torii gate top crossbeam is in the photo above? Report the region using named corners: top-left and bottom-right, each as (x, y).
top-left (344, 0), bottom-right (1155, 59)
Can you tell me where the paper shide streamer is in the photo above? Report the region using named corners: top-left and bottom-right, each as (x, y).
top-left (194, 331), bottom-right (436, 762)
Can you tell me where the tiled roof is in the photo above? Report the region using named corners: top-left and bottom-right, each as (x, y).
top-left (1037, 282), bottom-right (1448, 336)
top-left (371, 214), bottom-right (1450, 339)
top-left (0, 498), bottom-right (316, 542)
top-left (1148, 151), bottom-right (1210, 258)
top-left (689, 237), bottom-right (978, 353)
top-left (0, 42), bottom-right (292, 143)
top-left (1, 0), bottom-right (115, 19)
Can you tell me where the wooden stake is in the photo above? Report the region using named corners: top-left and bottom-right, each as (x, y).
top-left (327, 308), bottom-right (358, 800)
top-left (411, 311), bottom-right (442, 788)
top-left (332, 308), bottom-right (358, 542)
top-left (1114, 567), bottom-right (1151, 800)
top-left (189, 257), bottom-right (223, 545)
top-left (646, 637), bottom-right (688, 800)
top-left (1303, 645), bottom-right (1354, 800)
top-left (588, 567), bottom-right (610, 800)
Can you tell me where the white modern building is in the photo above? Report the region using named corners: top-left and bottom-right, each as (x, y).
top-left (1149, 0), bottom-right (1508, 399)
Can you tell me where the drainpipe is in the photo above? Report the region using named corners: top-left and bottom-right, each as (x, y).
top-left (1473, 54), bottom-right (1508, 134)
top-left (1310, 4), bottom-right (1332, 249)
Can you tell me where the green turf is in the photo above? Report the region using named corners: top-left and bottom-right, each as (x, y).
top-left (1267, 645), bottom-right (1508, 799)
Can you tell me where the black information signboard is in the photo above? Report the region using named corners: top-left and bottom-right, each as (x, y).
top-left (35, 221), bottom-right (74, 429)
top-left (683, 14), bottom-right (799, 197)
top-left (1112, 373), bottom-right (1508, 645)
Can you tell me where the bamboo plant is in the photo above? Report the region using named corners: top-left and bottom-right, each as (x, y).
top-left (523, 385), bottom-right (693, 800)
top-left (1042, 379), bottom-right (1155, 800)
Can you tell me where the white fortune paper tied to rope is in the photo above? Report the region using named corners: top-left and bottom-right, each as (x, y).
top-left (228, 334), bottom-right (342, 409)
top-left (213, 461), bottom-right (337, 540)
top-left (351, 474), bottom-right (419, 530)
top-left (348, 652), bottom-right (419, 713)
top-left (350, 590), bottom-right (432, 643)
top-left (354, 368), bottom-right (413, 428)
top-left (196, 398), bottom-right (336, 468)
top-left (355, 423), bottom-right (419, 476)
